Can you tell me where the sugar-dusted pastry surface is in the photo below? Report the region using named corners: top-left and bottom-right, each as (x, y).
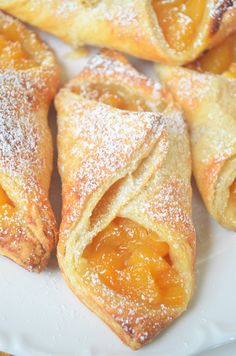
top-left (153, 0), bottom-right (205, 51)
top-left (75, 81), bottom-right (186, 312)
top-left (0, 11), bottom-right (59, 271)
top-left (0, 23), bottom-right (37, 69)
top-left (57, 49), bottom-right (195, 348)
top-left (0, 23), bottom-right (35, 221)
top-left (82, 218), bottom-right (186, 309)
top-left (188, 33), bottom-right (236, 78)
top-left (0, 187), bottom-right (14, 218)
top-left (0, 0), bottom-right (236, 65)
top-left (156, 38), bottom-right (236, 229)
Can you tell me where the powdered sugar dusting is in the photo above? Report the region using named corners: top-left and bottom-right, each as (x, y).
top-left (79, 266), bottom-right (177, 345)
top-left (0, 67), bottom-right (56, 264)
top-left (61, 99), bottom-right (165, 226)
top-left (26, 0), bottom-right (101, 19)
top-left (174, 72), bottom-right (209, 108)
top-left (165, 109), bottom-right (186, 135)
top-left (77, 52), bottom-right (186, 136)
top-left (0, 70), bottom-right (41, 178)
top-left (103, 4), bottom-right (138, 28)
top-left (143, 181), bottom-right (193, 235)
top-left (80, 51), bottom-right (161, 98)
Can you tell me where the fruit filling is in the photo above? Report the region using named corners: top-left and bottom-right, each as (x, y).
top-left (153, 0), bottom-right (205, 51)
top-left (81, 218), bottom-right (186, 308)
top-left (188, 33), bottom-right (236, 78)
top-left (72, 83), bottom-right (150, 111)
top-left (0, 23), bottom-right (37, 69)
top-left (0, 186), bottom-right (14, 218)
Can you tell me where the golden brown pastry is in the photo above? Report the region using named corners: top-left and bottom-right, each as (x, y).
top-left (156, 33), bottom-right (236, 229)
top-left (0, 0), bottom-right (236, 64)
top-left (0, 11), bottom-right (59, 271)
top-left (56, 50), bottom-right (196, 349)
top-left (188, 32), bottom-right (236, 78)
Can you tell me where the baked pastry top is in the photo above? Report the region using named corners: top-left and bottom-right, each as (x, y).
top-left (0, 0), bottom-right (235, 64)
top-left (0, 12), bottom-right (59, 271)
top-left (156, 31), bottom-right (236, 230)
top-left (56, 50), bottom-right (195, 348)
top-left (188, 32), bottom-right (236, 78)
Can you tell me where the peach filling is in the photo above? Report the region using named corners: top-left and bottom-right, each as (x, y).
top-left (0, 187), bottom-right (14, 218)
top-left (153, 0), bottom-right (206, 51)
top-left (72, 83), bottom-right (150, 111)
top-left (82, 218), bottom-right (186, 308)
top-left (0, 24), bottom-right (37, 69)
top-left (188, 33), bottom-right (236, 78)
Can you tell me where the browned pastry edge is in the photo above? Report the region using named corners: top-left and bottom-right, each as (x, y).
top-left (0, 11), bottom-right (60, 271)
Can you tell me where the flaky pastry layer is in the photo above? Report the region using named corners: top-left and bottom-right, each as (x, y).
top-left (0, 0), bottom-right (235, 64)
top-left (0, 12), bottom-right (59, 271)
top-left (156, 50), bottom-right (236, 229)
top-left (56, 50), bottom-right (195, 348)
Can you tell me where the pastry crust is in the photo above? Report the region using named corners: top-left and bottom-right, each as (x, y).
top-left (0, 0), bottom-right (235, 64)
top-left (156, 62), bottom-right (236, 229)
top-left (56, 50), bottom-right (195, 349)
top-left (0, 12), bottom-right (59, 271)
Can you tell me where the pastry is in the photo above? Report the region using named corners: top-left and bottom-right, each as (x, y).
top-left (156, 33), bottom-right (236, 229)
top-left (188, 32), bottom-right (236, 78)
top-left (56, 50), bottom-right (195, 349)
top-left (0, 0), bottom-right (235, 64)
top-left (0, 12), bottom-right (59, 271)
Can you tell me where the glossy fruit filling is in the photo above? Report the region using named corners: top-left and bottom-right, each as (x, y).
top-left (0, 187), bottom-right (14, 218)
top-left (82, 218), bottom-right (186, 308)
top-left (153, 0), bottom-right (205, 51)
top-left (73, 83), bottom-right (150, 111)
top-left (188, 33), bottom-right (236, 78)
top-left (0, 24), bottom-right (37, 69)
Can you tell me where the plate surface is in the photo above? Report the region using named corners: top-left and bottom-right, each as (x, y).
top-left (0, 31), bottom-right (236, 356)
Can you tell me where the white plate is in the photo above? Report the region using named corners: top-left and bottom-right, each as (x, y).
top-left (0, 31), bottom-right (236, 356)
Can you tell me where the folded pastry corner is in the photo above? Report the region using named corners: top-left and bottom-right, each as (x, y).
top-left (156, 33), bottom-right (236, 229)
top-left (56, 50), bottom-right (195, 348)
top-left (0, 0), bottom-right (235, 64)
top-left (0, 11), bottom-right (59, 271)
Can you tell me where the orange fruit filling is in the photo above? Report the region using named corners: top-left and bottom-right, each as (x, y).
top-left (0, 186), bottom-right (14, 218)
top-left (153, 0), bottom-right (206, 51)
top-left (82, 218), bottom-right (186, 308)
top-left (188, 33), bottom-right (236, 78)
top-left (73, 83), bottom-right (150, 111)
top-left (0, 23), bottom-right (37, 69)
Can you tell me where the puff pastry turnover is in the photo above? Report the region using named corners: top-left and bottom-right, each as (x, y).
top-left (156, 33), bottom-right (236, 229)
top-left (0, 12), bottom-right (59, 271)
top-left (0, 0), bottom-right (236, 64)
top-left (56, 50), bottom-right (196, 349)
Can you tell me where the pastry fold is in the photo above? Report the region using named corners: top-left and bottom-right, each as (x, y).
top-left (56, 50), bottom-right (195, 349)
top-left (0, 0), bottom-right (235, 64)
top-left (0, 12), bottom-right (59, 271)
top-left (156, 39), bottom-right (236, 229)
